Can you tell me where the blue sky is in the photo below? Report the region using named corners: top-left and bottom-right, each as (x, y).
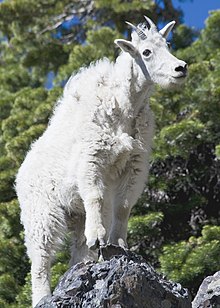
top-left (173, 0), bottom-right (220, 29)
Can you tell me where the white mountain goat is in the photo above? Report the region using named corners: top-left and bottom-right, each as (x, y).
top-left (16, 17), bottom-right (187, 307)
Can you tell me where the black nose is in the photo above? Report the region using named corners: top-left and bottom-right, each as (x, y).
top-left (175, 64), bottom-right (188, 75)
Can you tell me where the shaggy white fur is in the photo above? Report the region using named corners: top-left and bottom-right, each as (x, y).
top-left (16, 17), bottom-right (187, 307)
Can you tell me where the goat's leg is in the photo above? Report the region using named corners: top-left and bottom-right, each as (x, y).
top-left (26, 236), bottom-right (54, 307)
top-left (101, 193), bottom-right (113, 243)
top-left (109, 167), bottom-right (147, 248)
top-left (83, 194), bottom-right (112, 250)
top-left (23, 205), bottom-right (66, 307)
top-left (108, 199), bottom-right (131, 248)
top-left (83, 196), bottom-right (106, 249)
top-left (109, 109), bottom-right (153, 247)
top-left (69, 214), bottom-right (98, 265)
top-left (31, 251), bottom-right (52, 307)
top-left (78, 160), bottom-right (107, 250)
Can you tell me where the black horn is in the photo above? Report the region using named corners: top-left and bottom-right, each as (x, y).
top-left (144, 16), bottom-right (157, 32)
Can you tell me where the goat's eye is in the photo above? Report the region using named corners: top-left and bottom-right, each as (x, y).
top-left (143, 49), bottom-right (152, 57)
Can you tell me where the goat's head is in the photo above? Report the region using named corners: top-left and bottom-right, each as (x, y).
top-left (115, 16), bottom-right (187, 88)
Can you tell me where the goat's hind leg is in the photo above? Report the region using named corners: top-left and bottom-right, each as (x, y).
top-left (30, 247), bottom-right (52, 307)
top-left (24, 206), bottom-right (66, 307)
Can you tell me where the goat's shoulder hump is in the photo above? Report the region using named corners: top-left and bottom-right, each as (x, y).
top-left (64, 57), bottom-right (114, 94)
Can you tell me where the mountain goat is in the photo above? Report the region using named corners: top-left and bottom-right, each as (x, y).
top-left (16, 17), bottom-right (187, 306)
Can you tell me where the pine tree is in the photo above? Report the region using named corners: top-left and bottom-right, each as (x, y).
top-left (126, 10), bottom-right (220, 295)
top-left (144, 10), bottom-right (220, 295)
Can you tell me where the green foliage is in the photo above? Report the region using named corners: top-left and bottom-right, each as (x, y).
top-left (57, 27), bottom-right (121, 83)
top-left (155, 118), bottom-right (206, 159)
top-left (0, 200), bottom-right (29, 307)
top-left (128, 212), bottom-right (164, 265)
top-left (172, 24), bottom-right (199, 50)
top-left (95, 0), bottom-right (153, 13)
top-left (215, 144), bottom-right (220, 158)
top-left (128, 212), bottom-right (164, 240)
top-left (160, 226), bottom-right (220, 293)
top-left (148, 10), bottom-right (220, 295)
top-left (0, 273), bottom-right (20, 303)
top-left (51, 262), bottom-right (69, 290)
top-left (14, 273), bottom-right (31, 308)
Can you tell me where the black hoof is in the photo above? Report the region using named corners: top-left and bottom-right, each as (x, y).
top-left (87, 238), bottom-right (99, 250)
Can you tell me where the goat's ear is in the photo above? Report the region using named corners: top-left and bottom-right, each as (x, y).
top-left (114, 39), bottom-right (138, 57)
top-left (159, 21), bottom-right (176, 39)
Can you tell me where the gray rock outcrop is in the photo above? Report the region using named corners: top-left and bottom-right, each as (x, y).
top-left (192, 271), bottom-right (220, 308)
top-left (36, 245), bottom-right (191, 308)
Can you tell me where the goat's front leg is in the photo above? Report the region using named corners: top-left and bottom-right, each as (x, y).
top-left (78, 159), bottom-right (106, 250)
top-left (84, 196), bottom-right (106, 249)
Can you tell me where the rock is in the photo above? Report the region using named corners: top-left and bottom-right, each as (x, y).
top-left (192, 271), bottom-right (220, 308)
top-left (36, 245), bottom-right (191, 308)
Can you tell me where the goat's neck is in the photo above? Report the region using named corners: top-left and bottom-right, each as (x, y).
top-left (115, 53), bottom-right (154, 116)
